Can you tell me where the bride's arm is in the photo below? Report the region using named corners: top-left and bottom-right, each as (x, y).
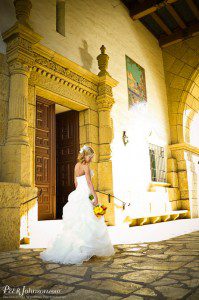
top-left (84, 165), bottom-right (98, 204)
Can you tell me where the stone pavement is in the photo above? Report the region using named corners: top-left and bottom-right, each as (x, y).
top-left (0, 231), bottom-right (198, 300)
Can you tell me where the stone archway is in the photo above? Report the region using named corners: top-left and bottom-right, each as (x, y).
top-left (163, 39), bottom-right (199, 218)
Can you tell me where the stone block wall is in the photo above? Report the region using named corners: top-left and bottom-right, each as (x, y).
top-left (0, 182), bottom-right (37, 252)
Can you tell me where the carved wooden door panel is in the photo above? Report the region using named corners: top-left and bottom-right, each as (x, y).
top-left (56, 110), bottom-right (79, 219)
top-left (35, 96), bottom-right (56, 220)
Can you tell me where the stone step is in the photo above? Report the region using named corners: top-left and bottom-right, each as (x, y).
top-left (124, 210), bottom-right (188, 226)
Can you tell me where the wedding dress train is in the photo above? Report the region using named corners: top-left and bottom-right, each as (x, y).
top-left (39, 169), bottom-right (115, 265)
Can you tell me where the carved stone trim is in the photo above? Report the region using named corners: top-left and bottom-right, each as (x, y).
top-left (96, 79), bottom-right (116, 111)
top-left (98, 84), bottom-right (113, 97)
top-left (33, 53), bottom-right (98, 93)
top-left (96, 95), bottom-right (115, 111)
top-left (9, 60), bottom-right (30, 75)
top-left (7, 36), bottom-right (32, 54)
top-left (31, 66), bottom-right (97, 99)
top-left (2, 23), bottom-right (42, 75)
top-left (29, 69), bottom-right (98, 108)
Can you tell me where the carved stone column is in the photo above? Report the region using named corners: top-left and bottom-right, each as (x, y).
top-left (1, 18), bottom-right (41, 185)
top-left (7, 61), bottom-right (30, 146)
top-left (96, 46), bottom-right (118, 225)
top-left (2, 62), bottom-right (30, 185)
top-left (0, 0), bottom-right (42, 251)
top-left (97, 77), bottom-right (115, 162)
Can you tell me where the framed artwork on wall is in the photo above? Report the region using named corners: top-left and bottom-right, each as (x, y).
top-left (125, 55), bottom-right (147, 108)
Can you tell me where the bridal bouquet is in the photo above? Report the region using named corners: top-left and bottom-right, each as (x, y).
top-left (89, 194), bottom-right (107, 218)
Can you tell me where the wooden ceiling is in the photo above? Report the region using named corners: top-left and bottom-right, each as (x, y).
top-left (122, 0), bottom-right (199, 47)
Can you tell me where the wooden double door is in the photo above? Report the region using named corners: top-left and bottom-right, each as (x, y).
top-left (35, 97), bottom-right (79, 220)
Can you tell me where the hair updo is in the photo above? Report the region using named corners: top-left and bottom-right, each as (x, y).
top-left (77, 145), bottom-right (94, 163)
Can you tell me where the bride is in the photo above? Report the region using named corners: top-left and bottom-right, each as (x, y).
top-left (39, 145), bottom-right (115, 265)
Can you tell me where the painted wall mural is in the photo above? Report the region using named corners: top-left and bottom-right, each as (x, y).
top-left (126, 55), bottom-right (147, 108)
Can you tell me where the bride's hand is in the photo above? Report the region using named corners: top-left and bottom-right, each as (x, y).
top-left (93, 196), bottom-right (98, 206)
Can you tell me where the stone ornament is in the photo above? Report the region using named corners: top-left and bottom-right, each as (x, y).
top-left (97, 45), bottom-right (110, 77)
top-left (96, 96), bottom-right (115, 111)
top-left (14, 0), bottom-right (32, 28)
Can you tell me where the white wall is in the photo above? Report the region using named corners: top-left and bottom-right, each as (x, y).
top-left (0, 0), bottom-right (170, 206)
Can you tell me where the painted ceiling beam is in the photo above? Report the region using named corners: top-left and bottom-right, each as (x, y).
top-left (130, 0), bottom-right (178, 20)
top-left (166, 4), bottom-right (187, 29)
top-left (159, 21), bottom-right (199, 47)
top-left (151, 12), bottom-right (172, 35)
top-left (185, 0), bottom-right (199, 20)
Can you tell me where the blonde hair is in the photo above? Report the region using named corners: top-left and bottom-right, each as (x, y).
top-left (77, 145), bottom-right (94, 163)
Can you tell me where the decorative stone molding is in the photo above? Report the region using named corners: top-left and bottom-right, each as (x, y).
top-left (31, 65), bottom-right (97, 99)
top-left (34, 53), bottom-right (98, 92)
top-left (26, 43), bottom-right (102, 100)
top-left (30, 66), bottom-right (97, 100)
top-left (96, 95), bottom-right (115, 111)
top-left (96, 75), bottom-right (118, 111)
top-left (9, 60), bottom-right (30, 76)
top-left (7, 0), bottom-right (33, 79)
top-left (2, 23), bottom-right (42, 74)
top-left (98, 84), bottom-right (113, 96)
top-left (7, 36), bottom-right (32, 53)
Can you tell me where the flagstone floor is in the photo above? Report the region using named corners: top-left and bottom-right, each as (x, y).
top-left (0, 231), bottom-right (199, 300)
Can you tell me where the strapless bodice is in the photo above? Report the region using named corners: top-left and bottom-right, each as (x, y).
top-left (76, 169), bottom-right (94, 193)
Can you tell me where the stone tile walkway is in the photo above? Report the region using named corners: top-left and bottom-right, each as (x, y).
top-left (0, 231), bottom-right (199, 299)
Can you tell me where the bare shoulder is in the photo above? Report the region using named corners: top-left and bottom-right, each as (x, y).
top-left (82, 163), bottom-right (90, 172)
top-left (74, 163), bottom-right (80, 170)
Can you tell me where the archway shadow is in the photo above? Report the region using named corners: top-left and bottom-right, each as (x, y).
top-left (79, 40), bottom-right (93, 71)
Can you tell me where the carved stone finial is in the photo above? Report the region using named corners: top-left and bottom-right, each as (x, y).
top-left (13, 0), bottom-right (32, 27)
top-left (100, 45), bottom-right (106, 54)
top-left (97, 45), bottom-right (110, 77)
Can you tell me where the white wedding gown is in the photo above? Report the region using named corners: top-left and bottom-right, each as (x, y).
top-left (39, 169), bottom-right (115, 265)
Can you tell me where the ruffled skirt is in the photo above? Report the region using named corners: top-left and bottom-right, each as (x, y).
top-left (39, 187), bottom-right (115, 265)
